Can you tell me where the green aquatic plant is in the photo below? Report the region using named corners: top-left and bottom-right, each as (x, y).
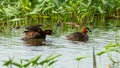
top-left (24, 55), bottom-right (42, 68)
top-left (97, 42), bottom-right (120, 63)
top-left (92, 46), bottom-right (97, 68)
top-left (39, 54), bottom-right (61, 68)
top-left (3, 57), bottom-right (14, 68)
top-left (75, 56), bottom-right (89, 68)
top-left (3, 54), bottom-right (61, 68)
top-left (1, 0), bottom-right (120, 28)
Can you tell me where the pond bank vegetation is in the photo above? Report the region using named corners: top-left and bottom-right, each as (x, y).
top-left (0, 0), bottom-right (120, 31)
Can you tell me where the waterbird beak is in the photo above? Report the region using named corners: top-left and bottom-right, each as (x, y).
top-left (86, 27), bottom-right (92, 32)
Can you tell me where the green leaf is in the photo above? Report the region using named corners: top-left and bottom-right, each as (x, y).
top-left (9, 18), bottom-right (25, 22)
top-left (52, 0), bottom-right (65, 8)
top-left (39, 60), bottom-right (47, 65)
top-left (3, 60), bottom-right (12, 66)
top-left (48, 60), bottom-right (57, 66)
top-left (39, 54), bottom-right (53, 64)
top-left (97, 7), bottom-right (104, 14)
top-left (3, 57), bottom-right (14, 66)
top-left (97, 50), bottom-right (107, 56)
top-left (47, 54), bottom-right (61, 62)
top-left (97, 42), bottom-right (120, 56)
top-left (3, 5), bottom-right (19, 17)
top-left (24, 55), bottom-right (41, 67)
top-left (42, 5), bottom-right (54, 14)
top-left (75, 56), bottom-right (89, 61)
top-left (101, 0), bottom-right (107, 5)
top-left (24, 62), bottom-right (30, 67)
top-left (12, 62), bottom-right (22, 67)
top-left (81, 12), bottom-right (89, 19)
top-left (30, 55), bottom-right (41, 66)
top-left (39, 54), bottom-right (61, 65)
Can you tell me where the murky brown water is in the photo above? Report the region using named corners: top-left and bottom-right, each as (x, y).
top-left (0, 19), bottom-right (120, 68)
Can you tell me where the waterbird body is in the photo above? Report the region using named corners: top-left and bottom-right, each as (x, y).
top-left (66, 27), bottom-right (91, 42)
top-left (22, 25), bottom-right (53, 45)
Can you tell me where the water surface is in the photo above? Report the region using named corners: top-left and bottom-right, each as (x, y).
top-left (0, 19), bottom-right (120, 68)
